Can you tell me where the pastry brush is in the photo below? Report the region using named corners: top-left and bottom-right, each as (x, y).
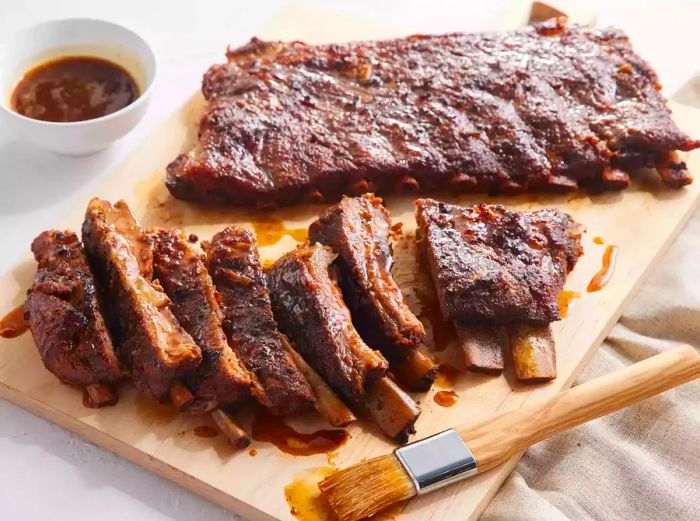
top-left (319, 344), bottom-right (700, 521)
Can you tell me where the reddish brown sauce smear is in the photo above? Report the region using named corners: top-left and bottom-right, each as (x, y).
top-left (593, 236), bottom-right (605, 245)
top-left (251, 409), bottom-right (349, 456)
top-left (587, 245), bottom-right (618, 292)
top-left (435, 364), bottom-right (460, 389)
top-left (434, 390), bottom-right (459, 407)
top-left (558, 290), bottom-right (581, 318)
top-left (194, 425), bottom-right (219, 438)
top-left (248, 449), bottom-right (258, 457)
top-left (0, 305), bottom-right (28, 338)
top-left (11, 56), bottom-right (139, 122)
top-left (252, 218), bottom-right (308, 247)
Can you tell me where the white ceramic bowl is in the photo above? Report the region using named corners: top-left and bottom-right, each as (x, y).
top-left (0, 18), bottom-right (157, 155)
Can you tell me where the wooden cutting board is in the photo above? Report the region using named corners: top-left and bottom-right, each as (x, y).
top-left (1, 5), bottom-right (699, 521)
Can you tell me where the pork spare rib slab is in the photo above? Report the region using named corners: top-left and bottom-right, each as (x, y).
top-left (25, 230), bottom-right (124, 390)
top-left (204, 227), bottom-right (315, 416)
top-left (167, 21), bottom-right (698, 208)
top-left (82, 199), bottom-right (202, 401)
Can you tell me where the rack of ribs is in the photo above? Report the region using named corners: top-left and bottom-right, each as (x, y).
top-left (268, 243), bottom-right (420, 441)
top-left (309, 194), bottom-right (437, 391)
top-left (25, 230), bottom-right (124, 407)
top-left (82, 199), bottom-right (202, 401)
top-left (166, 20), bottom-right (698, 209)
top-left (415, 198), bottom-right (583, 381)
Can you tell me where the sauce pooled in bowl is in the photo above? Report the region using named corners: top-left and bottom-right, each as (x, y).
top-left (11, 56), bottom-right (139, 123)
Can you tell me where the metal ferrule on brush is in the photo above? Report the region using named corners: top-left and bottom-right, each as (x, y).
top-left (394, 429), bottom-right (478, 494)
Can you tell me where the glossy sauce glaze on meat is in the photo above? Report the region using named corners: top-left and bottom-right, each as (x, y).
top-left (204, 227), bottom-right (315, 416)
top-left (25, 230), bottom-right (124, 387)
top-left (309, 194), bottom-right (437, 391)
top-left (167, 21), bottom-right (698, 208)
top-left (151, 228), bottom-right (251, 412)
top-left (267, 244), bottom-right (419, 441)
top-left (267, 244), bottom-right (388, 408)
top-left (82, 199), bottom-right (202, 401)
top-left (309, 194), bottom-right (425, 352)
top-left (415, 198), bottom-right (583, 325)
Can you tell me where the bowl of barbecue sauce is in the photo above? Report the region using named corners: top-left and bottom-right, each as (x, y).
top-left (0, 19), bottom-right (156, 155)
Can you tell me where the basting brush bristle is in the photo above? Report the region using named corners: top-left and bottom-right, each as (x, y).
top-left (318, 453), bottom-right (417, 521)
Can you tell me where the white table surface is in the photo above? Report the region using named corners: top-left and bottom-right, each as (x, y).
top-left (1, 1), bottom-right (698, 519)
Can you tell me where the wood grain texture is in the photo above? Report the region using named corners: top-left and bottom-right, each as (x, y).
top-left (1, 5), bottom-right (700, 520)
top-left (459, 345), bottom-right (700, 472)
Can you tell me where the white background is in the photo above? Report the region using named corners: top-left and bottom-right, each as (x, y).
top-left (1, 1), bottom-right (699, 519)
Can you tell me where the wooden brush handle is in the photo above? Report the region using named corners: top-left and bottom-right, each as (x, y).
top-left (457, 344), bottom-right (700, 473)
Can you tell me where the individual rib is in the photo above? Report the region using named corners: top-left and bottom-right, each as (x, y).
top-left (267, 244), bottom-right (420, 440)
top-left (82, 199), bottom-right (202, 401)
top-left (204, 227), bottom-right (315, 416)
top-left (308, 194), bottom-right (436, 391)
top-left (25, 230), bottom-right (124, 405)
top-left (151, 228), bottom-right (251, 413)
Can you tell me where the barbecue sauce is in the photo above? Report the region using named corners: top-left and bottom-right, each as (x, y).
top-left (558, 290), bottom-right (581, 318)
top-left (587, 245), bottom-right (618, 292)
top-left (194, 425), bottom-right (219, 438)
top-left (11, 56), bottom-right (139, 122)
top-left (434, 390), bottom-right (459, 407)
top-left (435, 364), bottom-right (460, 389)
top-left (251, 409), bottom-right (349, 456)
top-left (0, 305), bottom-right (28, 338)
top-left (251, 218), bottom-right (308, 247)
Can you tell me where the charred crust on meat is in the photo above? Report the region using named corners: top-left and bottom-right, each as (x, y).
top-left (25, 230), bottom-right (124, 389)
top-left (167, 26), bottom-right (698, 207)
top-left (204, 226), bottom-right (315, 416)
top-left (415, 198), bottom-right (583, 325)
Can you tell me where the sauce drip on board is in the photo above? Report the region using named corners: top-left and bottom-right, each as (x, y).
top-left (251, 218), bottom-right (308, 247)
top-left (248, 449), bottom-right (257, 457)
top-left (0, 305), bottom-right (28, 338)
top-left (134, 394), bottom-right (178, 426)
top-left (435, 364), bottom-right (460, 389)
top-left (587, 245), bottom-right (618, 292)
top-left (434, 390), bottom-right (459, 407)
top-left (558, 290), bottom-right (581, 318)
top-left (11, 56), bottom-right (139, 122)
top-left (593, 236), bottom-right (605, 245)
top-left (251, 409), bottom-right (349, 456)
top-left (194, 425), bottom-right (219, 438)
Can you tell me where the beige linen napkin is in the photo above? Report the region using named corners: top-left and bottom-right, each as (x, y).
top-left (482, 84), bottom-right (700, 521)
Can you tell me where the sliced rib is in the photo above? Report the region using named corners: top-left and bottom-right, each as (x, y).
top-left (204, 227), bottom-right (315, 416)
top-left (267, 244), bottom-right (420, 441)
top-left (309, 194), bottom-right (436, 391)
top-left (82, 199), bottom-right (202, 401)
top-left (25, 230), bottom-right (124, 406)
